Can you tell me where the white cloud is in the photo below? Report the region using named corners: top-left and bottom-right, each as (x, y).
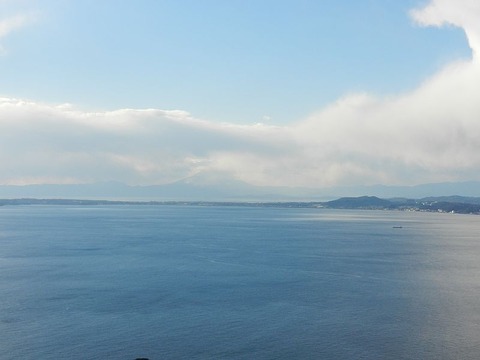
top-left (410, 0), bottom-right (480, 59)
top-left (0, 98), bottom-right (291, 185)
top-left (1, 0), bottom-right (480, 188)
top-left (291, 66), bottom-right (480, 186)
top-left (0, 14), bottom-right (29, 38)
top-left (0, 11), bottom-right (36, 54)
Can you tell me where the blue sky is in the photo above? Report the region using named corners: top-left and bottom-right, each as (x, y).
top-left (0, 0), bottom-right (479, 189)
top-left (0, 0), bottom-right (470, 123)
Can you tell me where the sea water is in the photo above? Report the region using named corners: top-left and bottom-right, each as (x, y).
top-left (1, 205), bottom-right (480, 359)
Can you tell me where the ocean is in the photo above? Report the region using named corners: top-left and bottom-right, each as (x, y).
top-left (1, 205), bottom-right (480, 359)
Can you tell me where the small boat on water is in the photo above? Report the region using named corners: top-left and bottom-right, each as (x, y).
top-left (392, 226), bottom-right (403, 229)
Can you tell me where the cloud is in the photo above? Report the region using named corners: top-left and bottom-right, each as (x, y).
top-left (0, 12), bottom-right (36, 54)
top-left (0, 98), bottom-right (290, 185)
top-left (0, 14), bottom-right (29, 38)
top-left (1, 0), bottom-right (480, 188)
top-left (410, 0), bottom-right (480, 59)
top-left (292, 59), bottom-right (480, 186)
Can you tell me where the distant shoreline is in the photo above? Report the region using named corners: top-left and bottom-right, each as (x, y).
top-left (1, 196), bottom-right (480, 215)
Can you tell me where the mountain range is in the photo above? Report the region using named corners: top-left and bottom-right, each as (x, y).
top-left (0, 176), bottom-right (479, 201)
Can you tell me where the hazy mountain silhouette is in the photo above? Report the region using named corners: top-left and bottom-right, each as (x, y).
top-left (0, 176), bottom-right (479, 201)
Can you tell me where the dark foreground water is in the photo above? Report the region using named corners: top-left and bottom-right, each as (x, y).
top-left (1, 205), bottom-right (480, 359)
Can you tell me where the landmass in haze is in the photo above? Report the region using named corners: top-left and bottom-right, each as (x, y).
top-left (0, 178), bottom-right (479, 201)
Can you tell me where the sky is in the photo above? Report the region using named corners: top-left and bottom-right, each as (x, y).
top-left (0, 0), bottom-right (478, 189)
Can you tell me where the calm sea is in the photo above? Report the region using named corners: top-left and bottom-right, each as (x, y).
top-left (1, 205), bottom-right (480, 359)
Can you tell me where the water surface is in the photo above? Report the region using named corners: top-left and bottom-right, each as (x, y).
top-left (1, 205), bottom-right (479, 359)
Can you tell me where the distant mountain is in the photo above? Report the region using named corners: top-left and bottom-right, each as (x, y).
top-left (0, 178), bottom-right (479, 201)
top-left (2, 195), bottom-right (479, 214)
top-left (0, 177), bottom-right (300, 201)
top-left (323, 196), bottom-right (393, 209)
top-left (318, 181), bottom-right (480, 199)
top-left (322, 196), bottom-right (480, 214)
top-left (419, 195), bottom-right (480, 205)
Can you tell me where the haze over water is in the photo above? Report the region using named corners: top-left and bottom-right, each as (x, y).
top-left (1, 205), bottom-right (480, 359)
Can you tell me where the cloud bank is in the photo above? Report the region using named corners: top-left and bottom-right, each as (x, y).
top-left (1, 0), bottom-right (480, 188)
